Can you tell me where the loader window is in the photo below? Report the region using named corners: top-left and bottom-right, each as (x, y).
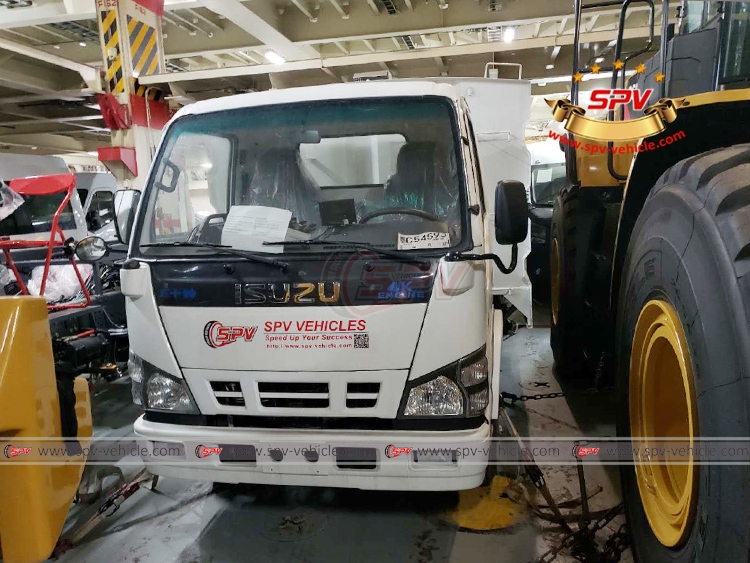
top-left (721, 2), bottom-right (750, 83)
top-left (531, 163), bottom-right (566, 207)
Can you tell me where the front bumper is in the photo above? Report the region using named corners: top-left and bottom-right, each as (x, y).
top-left (134, 416), bottom-right (491, 491)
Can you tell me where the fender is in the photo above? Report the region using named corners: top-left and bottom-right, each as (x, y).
top-left (610, 97), bottom-right (750, 311)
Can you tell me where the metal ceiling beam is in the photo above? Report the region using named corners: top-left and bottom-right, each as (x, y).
top-left (140, 24), bottom-right (658, 84)
top-left (321, 67), bottom-right (346, 82)
top-left (0, 36), bottom-right (97, 87)
top-left (0, 114), bottom-right (103, 127)
top-left (1, 28), bottom-right (45, 44)
top-left (186, 8), bottom-right (223, 32)
top-left (333, 41), bottom-right (349, 55)
top-left (0, 0), bottom-right (203, 29)
top-left (0, 133), bottom-right (104, 153)
top-left (290, 0), bottom-right (318, 22)
top-left (328, 0), bottom-right (350, 19)
top-left (202, 0), bottom-right (319, 60)
top-left (434, 56), bottom-right (448, 76)
top-left (169, 10), bottom-right (212, 36)
top-left (285, 2), bottom-right (653, 44)
top-left (31, 25), bottom-right (72, 42)
top-left (0, 89), bottom-right (92, 105)
top-left (0, 65), bottom-right (80, 98)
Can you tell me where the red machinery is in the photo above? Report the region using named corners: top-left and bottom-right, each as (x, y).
top-left (0, 173), bottom-right (91, 310)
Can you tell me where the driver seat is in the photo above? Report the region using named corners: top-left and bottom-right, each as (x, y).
top-left (384, 143), bottom-right (458, 218)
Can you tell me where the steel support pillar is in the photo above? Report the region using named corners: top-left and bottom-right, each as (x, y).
top-left (95, 0), bottom-right (170, 190)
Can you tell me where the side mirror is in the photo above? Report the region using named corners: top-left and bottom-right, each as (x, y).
top-left (113, 189), bottom-right (141, 245)
top-left (75, 236), bottom-right (109, 262)
top-left (494, 180), bottom-right (529, 245)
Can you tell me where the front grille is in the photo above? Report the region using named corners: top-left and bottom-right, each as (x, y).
top-left (346, 382), bottom-right (380, 408)
top-left (258, 382), bottom-right (330, 408)
top-left (210, 381), bottom-right (245, 407)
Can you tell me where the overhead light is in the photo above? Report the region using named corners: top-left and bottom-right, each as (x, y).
top-left (538, 81), bottom-right (547, 87)
top-left (53, 45), bottom-right (61, 50)
top-left (545, 64), bottom-right (554, 70)
top-left (595, 57), bottom-right (604, 63)
top-left (87, 151), bottom-right (99, 157)
top-left (31, 146), bottom-right (38, 150)
top-left (79, 41), bottom-right (86, 47)
top-left (200, 161), bottom-right (213, 169)
top-left (503, 27), bottom-right (515, 43)
top-left (264, 50), bottom-right (285, 65)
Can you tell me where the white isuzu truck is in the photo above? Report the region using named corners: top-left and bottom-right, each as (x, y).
top-left (115, 79), bottom-right (531, 490)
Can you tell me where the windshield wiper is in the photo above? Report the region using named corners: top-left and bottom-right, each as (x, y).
top-left (263, 239), bottom-right (430, 267)
top-left (140, 241), bottom-right (291, 272)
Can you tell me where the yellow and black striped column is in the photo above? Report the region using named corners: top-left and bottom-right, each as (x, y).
top-left (100, 8), bottom-right (125, 94)
top-left (127, 15), bottom-right (163, 97)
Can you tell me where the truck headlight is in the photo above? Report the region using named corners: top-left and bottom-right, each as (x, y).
top-left (404, 376), bottom-right (464, 416)
top-left (129, 352), bottom-right (199, 414)
top-left (400, 347), bottom-right (489, 418)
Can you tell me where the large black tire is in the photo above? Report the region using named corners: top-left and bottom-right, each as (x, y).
top-left (616, 145), bottom-right (750, 562)
top-left (549, 190), bottom-right (591, 379)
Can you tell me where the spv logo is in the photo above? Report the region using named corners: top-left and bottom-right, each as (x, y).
top-left (195, 445), bottom-right (223, 458)
top-left (204, 321), bottom-right (257, 348)
top-left (588, 88), bottom-right (653, 111)
top-left (384, 445), bottom-right (413, 458)
top-left (4, 445), bottom-right (31, 458)
top-left (573, 445), bottom-right (600, 459)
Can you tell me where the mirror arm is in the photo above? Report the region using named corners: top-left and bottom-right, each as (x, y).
top-left (445, 244), bottom-right (518, 274)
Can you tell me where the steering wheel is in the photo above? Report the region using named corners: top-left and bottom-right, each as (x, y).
top-left (359, 208), bottom-right (441, 224)
top-left (188, 213), bottom-right (227, 244)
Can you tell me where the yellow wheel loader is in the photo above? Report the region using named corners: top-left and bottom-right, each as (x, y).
top-left (551, 1), bottom-right (750, 561)
top-left (0, 297), bottom-right (92, 563)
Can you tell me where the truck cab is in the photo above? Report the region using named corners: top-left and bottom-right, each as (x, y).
top-left (120, 80), bottom-right (530, 490)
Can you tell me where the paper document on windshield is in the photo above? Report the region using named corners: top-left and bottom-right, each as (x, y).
top-left (221, 206), bottom-right (292, 254)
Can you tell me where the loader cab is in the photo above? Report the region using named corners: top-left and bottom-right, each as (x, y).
top-left (629, 1), bottom-right (750, 105)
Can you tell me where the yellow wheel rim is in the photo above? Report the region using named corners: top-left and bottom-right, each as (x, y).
top-left (630, 299), bottom-right (698, 547)
top-left (551, 238), bottom-right (561, 325)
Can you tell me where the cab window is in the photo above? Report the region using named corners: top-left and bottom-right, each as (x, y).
top-left (86, 190), bottom-right (115, 232)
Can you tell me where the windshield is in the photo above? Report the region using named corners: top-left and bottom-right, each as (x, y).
top-left (136, 97), bottom-right (467, 256)
top-left (530, 163), bottom-right (566, 207)
top-left (0, 187), bottom-right (77, 236)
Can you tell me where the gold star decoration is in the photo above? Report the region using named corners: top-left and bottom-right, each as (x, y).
top-left (573, 72), bottom-right (584, 82)
top-left (590, 63), bottom-right (601, 74)
top-left (613, 59), bottom-right (624, 70)
top-left (635, 63), bottom-right (647, 74)
top-left (655, 72), bottom-right (666, 82)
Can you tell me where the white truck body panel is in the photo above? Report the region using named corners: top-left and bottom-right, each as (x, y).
top-left (431, 78), bottom-right (533, 325)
